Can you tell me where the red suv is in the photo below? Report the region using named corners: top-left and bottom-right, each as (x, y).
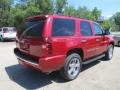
top-left (14, 15), bottom-right (114, 80)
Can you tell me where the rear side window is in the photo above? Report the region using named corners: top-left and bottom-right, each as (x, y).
top-left (52, 18), bottom-right (75, 36)
top-left (80, 21), bottom-right (92, 36)
top-left (19, 19), bottom-right (45, 37)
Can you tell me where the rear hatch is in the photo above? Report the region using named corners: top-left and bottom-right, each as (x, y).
top-left (3, 28), bottom-right (16, 38)
top-left (17, 17), bottom-right (47, 58)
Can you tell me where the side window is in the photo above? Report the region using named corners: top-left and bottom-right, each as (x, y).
top-left (93, 23), bottom-right (103, 35)
top-left (80, 21), bottom-right (92, 36)
top-left (52, 18), bottom-right (75, 36)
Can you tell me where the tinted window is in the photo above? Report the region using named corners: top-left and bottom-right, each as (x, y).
top-left (3, 28), bottom-right (8, 31)
top-left (93, 23), bottom-right (103, 35)
top-left (52, 18), bottom-right (75, 36)
top-left (20, 20), bottom-right (45, 37)
top-left (3, 28), bottom-right (9, 33)
top-left (80, 21), bottom-right (92, 36)
top-left (8, 28), bottom-right (16, 32)
top-left (4, 28), bottom-right (16, 32)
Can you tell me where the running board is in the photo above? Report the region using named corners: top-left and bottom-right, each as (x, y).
top-left (82, 54), bottom-right (105, 65)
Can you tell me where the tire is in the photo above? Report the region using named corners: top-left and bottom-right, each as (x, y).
top-left (60, 53), bottom-right (82, 81)
top-left (104, 45), bottom-right (114, 60)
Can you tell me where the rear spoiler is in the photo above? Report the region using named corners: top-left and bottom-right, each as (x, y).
top-left (26, 15), bottom-right (49, 21)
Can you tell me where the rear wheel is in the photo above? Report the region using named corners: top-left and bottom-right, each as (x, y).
top-left (60, 53), bottom-right (82, 81)
top-left (104, 45), bottom-right (114, 60)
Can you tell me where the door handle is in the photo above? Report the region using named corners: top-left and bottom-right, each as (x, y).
top-left (96, 39), bottom-right (100, 42)
top-left (81, 39), bottom-right (87, 43)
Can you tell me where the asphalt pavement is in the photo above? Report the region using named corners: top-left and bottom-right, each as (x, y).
top-left (0, 41), bottom-right (120, 90)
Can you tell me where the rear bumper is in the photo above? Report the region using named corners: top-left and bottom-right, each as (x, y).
top-left (3, 37), bottom-right (16, 40)
top-left (14, 48), bottom-right (65, 73)
top-left (14, 48), bottom-right (40, 71)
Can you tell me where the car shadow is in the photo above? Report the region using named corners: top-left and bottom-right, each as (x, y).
top-left (5, 64), bottom-right (66, 90)
top-left (115, 45), bottom-right (120, 47)
top-left (5, 61), bottom-right (100, 89)
top-left (0, 39), bottom-right (15, 42)
top-left (82, 60), bottom-right (100, 71)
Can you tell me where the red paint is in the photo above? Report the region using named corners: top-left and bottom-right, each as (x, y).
top-left (14, 15), bottom-right (114, 73)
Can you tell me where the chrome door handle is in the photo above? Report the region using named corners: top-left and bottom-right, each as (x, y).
top-left (81, 39), bottom-right (87, 43)
top-left (96, 39), bottom-right (100, 42)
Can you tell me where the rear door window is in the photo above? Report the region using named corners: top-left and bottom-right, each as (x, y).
top-left (19, 19), bottom-right (45, 37)
top-left (52, 18), bottom-right (75, 36)
top-left (80, 21), bottom-right (92, 36)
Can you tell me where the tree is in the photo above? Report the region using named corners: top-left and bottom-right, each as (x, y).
top-left (102, 20), bottom-right (111, 30)
top-left (33, 0), bottom-right (53, 14)
top-left (114, 12), bottom-right (120, 31)
top-left (89, 7), bottom-right (101, 21)
top-left (11, 0), bottom-right (54, 27)
top-left (1, 0), bottom-right (118, 32)
top-left (65, 6), bottom-right (102, 21)
top-left (0, 0), bottom-right (13, 27)
top-left (77, 6), bottom-right (90, 19)
top-left (64, 6), bottom-right (77, 16)
top-left (64, 6), bottom-right (91, 19)
top-left (56, 0), bottom-right (67, 14)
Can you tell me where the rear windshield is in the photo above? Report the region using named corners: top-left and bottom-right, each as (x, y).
top-left (3, 28), bottom-right (8, 32)
top-left (19, 19), bottom-right (45, 37)
top-left (2, 28), bottom-right (16, 33)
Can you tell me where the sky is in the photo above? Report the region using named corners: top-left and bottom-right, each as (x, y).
top-left (68, 0), bottom-right (120, 19)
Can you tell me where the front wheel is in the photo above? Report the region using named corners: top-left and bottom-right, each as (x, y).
top-left (60, 53), bottom-right (82, 81)
top-left (104, 45), bottom-right (114, 60)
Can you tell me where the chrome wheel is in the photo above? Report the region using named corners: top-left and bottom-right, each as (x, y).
top-left (60, 53), bottom-right (82, 80)
top-left (67, 57), bottom-right (80, 79)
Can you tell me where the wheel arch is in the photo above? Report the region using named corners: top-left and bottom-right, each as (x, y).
top-left (109, 41), bottom-right (115, 47)
top-left (66, 48), bottom-right (84, 60)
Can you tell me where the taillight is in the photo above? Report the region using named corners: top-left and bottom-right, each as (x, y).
top-left (42, 37), bottom-right (52, 54)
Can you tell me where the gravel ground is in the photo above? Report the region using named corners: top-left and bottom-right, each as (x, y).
top-left (0, 41), bottom-right (120, 90)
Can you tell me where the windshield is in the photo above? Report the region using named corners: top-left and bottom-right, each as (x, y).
top-left (19, 19), bottom-right (45, 37)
